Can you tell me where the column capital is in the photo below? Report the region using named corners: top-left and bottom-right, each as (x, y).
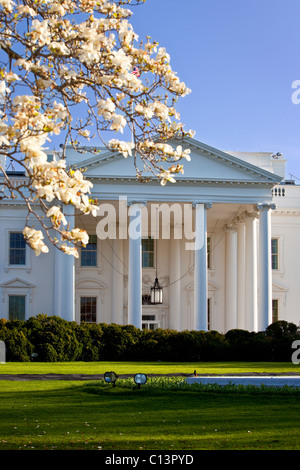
top-left (192, 202), bottom-right (213, 209)
top-left (224, 224), bottom-right (238, 232)
top-left (256, 203), bottom-right (276, 211)
top-left (128, 200), bottom-right (147, 207)
top-left (245, 210), bottom-right (259, 220)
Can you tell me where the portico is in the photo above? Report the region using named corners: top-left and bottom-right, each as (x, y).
top-left (70, 135), bottom-right (282, 332)
top-left (96, 200), bottom-right (276, 333)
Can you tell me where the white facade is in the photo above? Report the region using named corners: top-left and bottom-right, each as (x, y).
top-left (1, 137), bottom-right (300, 333)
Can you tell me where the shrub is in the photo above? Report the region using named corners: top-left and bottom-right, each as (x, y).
top-left (265, 321), bottom-right (300, 361)
top-left (0, 316), bottom-right (298, 362)
top-left (168, 330), bottom-right (204, 361)
top-left (136, 329), bottom-right (160, 361)
top-left (225, 329), bottom-right (254, 361)
top-left (24, 315), bottom-right (82, 361)
top-left (202, 330), bottom-right (228, 361)
top-left (72, 322), bottom-right (102, 361)
top-left (100, 323), bottom-right (142, 360)
top-left (1, 327), bottom-right (33, 362)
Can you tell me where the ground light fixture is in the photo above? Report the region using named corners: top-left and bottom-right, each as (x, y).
top-left (134, 373), bottom-right (147, 389)
top-left (104, 371), bottom-right (118, 387)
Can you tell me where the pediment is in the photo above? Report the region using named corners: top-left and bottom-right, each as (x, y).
top-left (185, 280), bottom-right (221, 292)
top-left (67, 137), bottom-right (282, 185)
top-left (272, 282), bottom-right (288, 292)
top-left (0, 278), bottom-right (35, 289)
top-left (76, 279), bottom-right (107, 290)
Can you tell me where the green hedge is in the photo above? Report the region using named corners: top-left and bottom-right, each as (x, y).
top-left (0, 315), bottom-right (299, 362)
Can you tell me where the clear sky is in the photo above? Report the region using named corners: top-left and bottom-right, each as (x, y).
top-left (130, 0), bottom-right (300, 180)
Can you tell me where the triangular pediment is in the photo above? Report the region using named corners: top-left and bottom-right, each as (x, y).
top-left (0, 278), bottom-right (35, 289)
top-left (66, 137), bottom-right (282, 185)
top-left (272, 282), bottom-right (288, 292)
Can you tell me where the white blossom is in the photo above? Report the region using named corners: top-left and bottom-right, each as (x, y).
top-left (23, 227), bottom-right (49, 256)
top-left (1, 0), bottom-right (193, 256)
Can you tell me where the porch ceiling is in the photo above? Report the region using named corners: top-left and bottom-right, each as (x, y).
top-left (75, 201), bottom-right (256, 234)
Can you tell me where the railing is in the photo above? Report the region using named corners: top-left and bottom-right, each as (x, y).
top-left (272, 187), bottom-right (285, 197)
top-left (0, 175), bottom-right (29, 196)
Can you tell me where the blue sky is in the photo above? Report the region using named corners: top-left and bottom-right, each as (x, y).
top-left (130, 0), bottom-right (300, 179)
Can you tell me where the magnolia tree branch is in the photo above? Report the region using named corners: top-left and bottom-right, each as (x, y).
top-left (0, 0), bottom-right (194, 257)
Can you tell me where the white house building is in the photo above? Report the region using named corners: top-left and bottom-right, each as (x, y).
top-left (1, 136), bottom-right (300, 333)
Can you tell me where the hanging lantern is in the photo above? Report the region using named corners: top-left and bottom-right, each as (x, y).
top-left (151, 277), bottom-right (163, 304)
top-left (150, 208), bottom-right (163, 304)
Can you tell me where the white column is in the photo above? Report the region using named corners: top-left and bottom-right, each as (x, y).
top-left (112, 238), bottom-right (124, 324)
top-left (193, 203), bottom-right (211, 331)
top-left (225, 227), bottom-right (237, 331)
top-left (54, 205), bottom-right (75, 321)
top-left (53, 245), bottom-right (62, 317)
top-left (245, 213), bottom-right (258, 331)
top-left (169, 235), bottom-right (181, 330)
top-left (127, 202), bottom-right (143, 329)
top-left (237, 221), bottom-right (246, 329)
top-left (257, 203), bottom-right (276, 330)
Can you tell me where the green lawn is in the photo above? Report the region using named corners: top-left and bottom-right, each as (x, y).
top-left (1, 360), bottom-right (299, 375)
top-left (0, 362), bottom-right (300, 450)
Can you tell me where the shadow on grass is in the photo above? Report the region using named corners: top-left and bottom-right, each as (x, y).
top-left (1, 380), bottom-right (300, 450)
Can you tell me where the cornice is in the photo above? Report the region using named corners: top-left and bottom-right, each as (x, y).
top-left (272, 209), bottom-right (300, 215)
top-left (88, 175), bottom-right (277, 186)
top-left (179, 136), bottom-right (283, 183)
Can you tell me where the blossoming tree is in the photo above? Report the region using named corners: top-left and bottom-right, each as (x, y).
top-left (0, 0), bottom-right (193, 257)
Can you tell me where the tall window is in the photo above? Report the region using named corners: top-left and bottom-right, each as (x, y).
top-left (9, 232), bottom-right (26, 265)
top-left (272, 299), bottom-right (279, 323)
top-left (207, 237), bottom-right (211, 269)
top-left (9, 295), bottom-right (25, 321)
top-left (80, 297), bottom-right (97, 323)
top-left (142, 237), bottom-right (154, 268)
top-left (207, 298), bottom-right (211, 331)
top-left (271, 238), bottom-right (279, 270)
top-left (81, 235), bottom-right (97, 267)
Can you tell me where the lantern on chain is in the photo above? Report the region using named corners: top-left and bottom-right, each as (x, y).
top-left (150, 214), bottom-right (163, 304)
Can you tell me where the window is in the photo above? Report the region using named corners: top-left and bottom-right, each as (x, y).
top-left (207, 298), bottom-right (211, 331)
top-left (207, 237), bottom-right (211, 269)
top-left (271, 238), bottom-right (279, 270)
top-left (142, 314), bottom-right (159, 330)
top-left (9, 295), bottom-right (25, 321)
top-left (80, 297), bottom-right (97, 323)
top-left (142, 237), bottom-right (154, 268)
top-left (81, 235), bottom-right (97, 267)
top-left (272, 299), bottom-right (279, 323)
top-left (9, 232), bottom-right (26, 265)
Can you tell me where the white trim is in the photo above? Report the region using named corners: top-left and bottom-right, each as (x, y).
top-left (1, 277), bottom-right (35, 320)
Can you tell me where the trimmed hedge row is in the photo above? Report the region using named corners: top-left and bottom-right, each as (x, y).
top-left (0, 315), bottom-right (299, 362)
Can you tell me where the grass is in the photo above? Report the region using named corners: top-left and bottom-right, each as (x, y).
top-left (1, 362), bottom-right (300, 451)
top-left (1, 360), bottom-right (300, 375)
